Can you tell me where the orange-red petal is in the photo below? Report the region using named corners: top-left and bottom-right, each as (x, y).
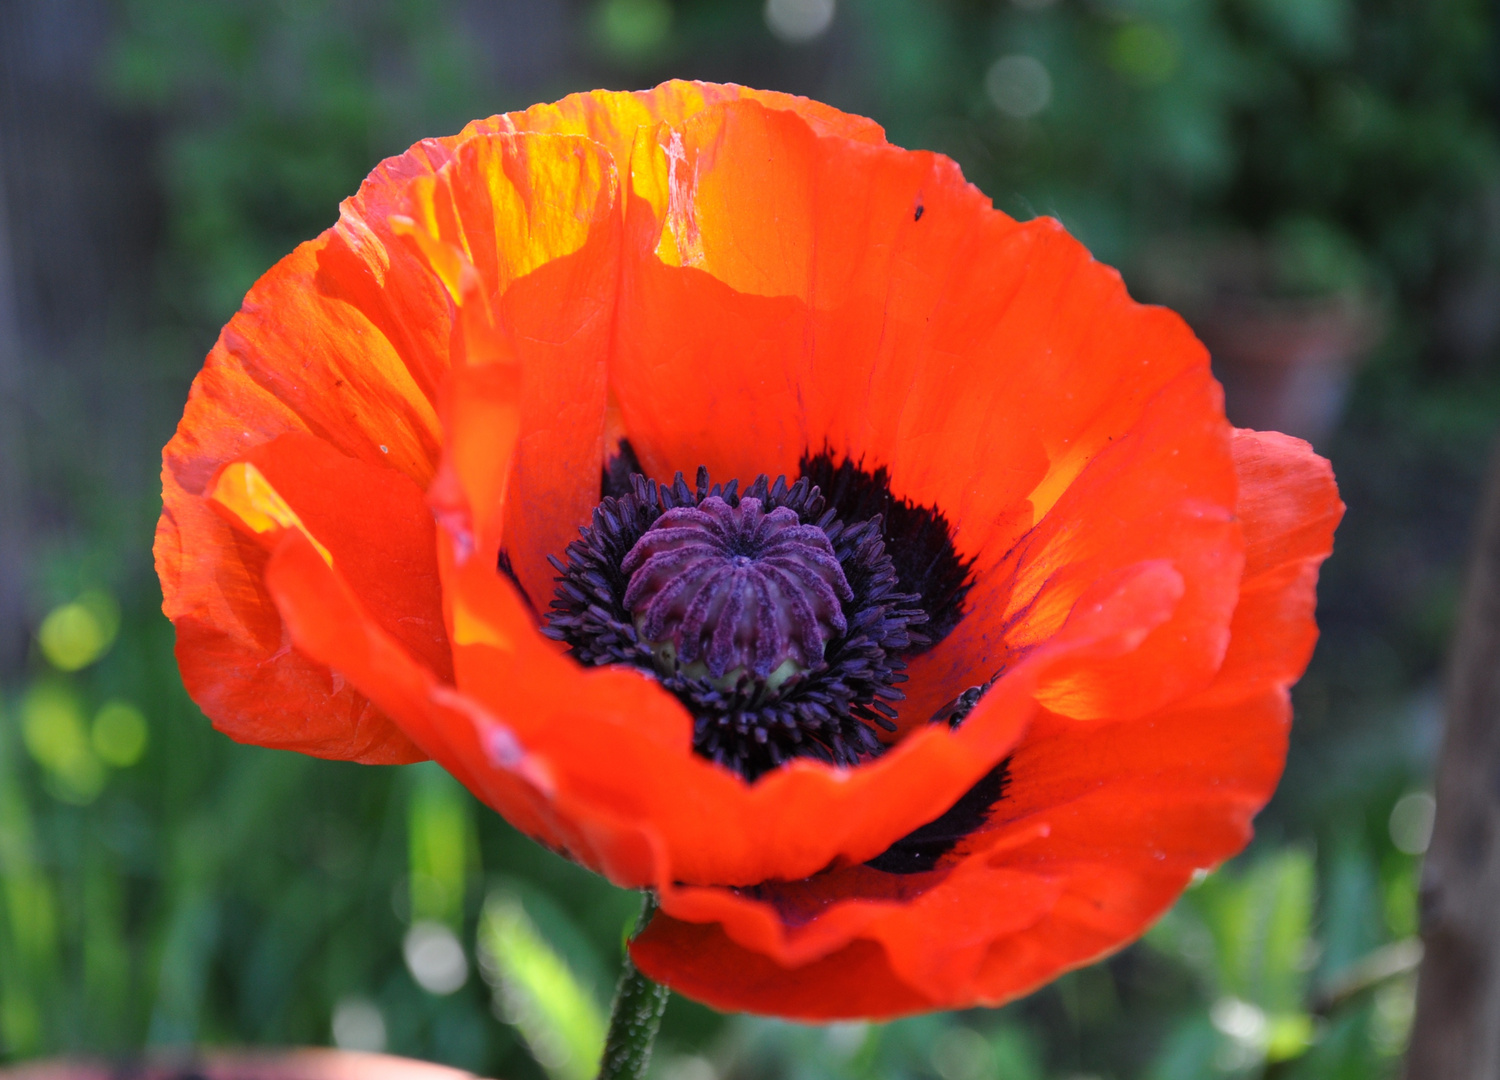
top-left (158, 81), bottom-right (865, 761)
top-left (609, 98), bottom-right (1240, 730)
top-left (629, 429), bottom-right (1341, 1017)
top-left (438, 531), bottom-right (1186, 886)
top-left (157, 227), bottom-right (447, 761)
top-left (395, 132), bottom-right (622, 605)
top-left (1001, 364), bottom-right (1242, 722)
top-left (209, 433), bottom-right (451, 677)
top-left (466, 81), bottom-right (885, 169)
top-left (352, 94), bottom-right (1245, 887)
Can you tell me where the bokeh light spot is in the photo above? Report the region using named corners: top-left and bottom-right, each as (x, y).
top-left (1211, 996), bottom-right (1268, 1045)
top-left (765, 0), bottom-right (836, 44)
top-left (985, 55), bottom-right (1052, 119)
top-left (37, 591), bottom-right (120, 672)
top-left (932, 1025), bottom-right (996, 1080)
top-left (21, 684), bottom-right (106, 804)
top-left (92, 701), bottom-right (149, 767)
top-left (403, 920), bottom-right (469, 995)
top-left (331, 996), bottom-right (387, 1052)
top-left (1389, 792), bottom-right (1436, 855)
top-left (660, 1055), bottom-right (717, 1080)
top-left (1109, 23), bottom-right (1181, 86)
top-left (823, 1021), bottom-right (869, 1057)
top-left (595, 0), bottom-right (672, 60)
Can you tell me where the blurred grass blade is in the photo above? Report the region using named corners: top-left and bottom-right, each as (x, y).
top-left (478, 890), bottom-right (607, 1080)
top-left (1193, 847), bottom-right (1317, 1013)
top-left (0, 690), bottom-right (60, 1055)
top-left (1257, 848), bottom-right (1317, 1017)
top-left (1185, 848), bottom-right (1319, 1068)
top-left (408, 763), bottom-right (475, 927)
top-left (147, 891), bottom-right (220, 1045)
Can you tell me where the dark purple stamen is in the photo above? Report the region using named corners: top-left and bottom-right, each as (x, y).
top-left (544, 466), bottom-right (929, 781)
top-left (622, 497), bottom-right (852, 688)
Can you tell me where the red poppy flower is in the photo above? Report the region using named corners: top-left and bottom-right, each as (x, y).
top-left (156, 81), bottom-right (1342, 1019)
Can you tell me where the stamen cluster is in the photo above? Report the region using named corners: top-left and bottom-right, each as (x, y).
top-left (544, 469), bottom-right (927, 780)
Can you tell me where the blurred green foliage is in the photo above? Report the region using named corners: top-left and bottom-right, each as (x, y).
top-left (108, 0), bottom-right (491, 326)
top-left (5, 0), bottom-right (1497, 1076)
top-left (478, 891), bottom-right (609, 1079)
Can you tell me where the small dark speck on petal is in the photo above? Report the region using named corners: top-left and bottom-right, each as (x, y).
top-left (914, 204), bottom-right (925, 222)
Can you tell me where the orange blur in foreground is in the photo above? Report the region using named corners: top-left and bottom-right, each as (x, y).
top-left (156, 81), bottom-right (1343, 1019)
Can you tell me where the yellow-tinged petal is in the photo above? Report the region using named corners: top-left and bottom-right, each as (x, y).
top-left (451, 596), bottom-right (514, 651)
top-left (209, 461), bottom-right (333, 565)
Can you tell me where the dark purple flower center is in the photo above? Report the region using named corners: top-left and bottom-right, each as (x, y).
top-left (621, 497), bottom-right (852, 693)
top-left (541, 445), bottom-right (1003, 850)
top-left (541, 460), bottom-right (956, 781)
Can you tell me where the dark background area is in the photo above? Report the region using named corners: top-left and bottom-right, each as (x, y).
top-left (1, 0), bottom-right (1497, 1077)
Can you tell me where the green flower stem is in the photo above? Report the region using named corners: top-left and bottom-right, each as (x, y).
top-left (597, 891), bottom-right (671, 1080)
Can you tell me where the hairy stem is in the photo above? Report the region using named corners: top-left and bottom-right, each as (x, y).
top-left (597, 892), bottom-right (670, 1080)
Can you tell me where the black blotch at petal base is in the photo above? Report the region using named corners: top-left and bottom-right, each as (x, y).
top-left (799, 449), bottom-right (974, 651)
top-left (495, 548), bottom-right (536, 615)
top-left (864, 757), bottom-right (1011, 875)
top-left (602, 438), bottom-right (644, 500)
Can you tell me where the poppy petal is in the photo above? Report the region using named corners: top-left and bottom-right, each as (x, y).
top-left (394, 133), bottom-right (622, 606)
top-left (157, 218), bottom-right (450, 760)
top-left (614, 100), bottom-right (1039, 494)
top-left (468, 81), bottom-right (885, 168)
top-left (157, 481), bottom-right (424, 764)
top-left (633, 921), bottom-right (930, 1020)
top-left (610, 99), bottom-right (1238, 727)
top-left (178, 428), bottom-right (448, 764)
top-left (207, 432), bottom-right (452, 677)
top-left (630, 427), bottom-right (1340, 1017)
top-left (1001, 363), bottom-right (1242, 721)
top-left (1191, 428), bottom-right (1346, 710)
top-left (614, 95), bottom-right (1213, 555)
top-left (262, 527), bottom-right (574, 852)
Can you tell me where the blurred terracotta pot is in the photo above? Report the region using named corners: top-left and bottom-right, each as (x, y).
top-left (1139, 233), bottom-right (1384, 447)
top-left (1195, 290), bottom-right (1383, 446)
top-left (0, 1049), bottom-right (489, 1080)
